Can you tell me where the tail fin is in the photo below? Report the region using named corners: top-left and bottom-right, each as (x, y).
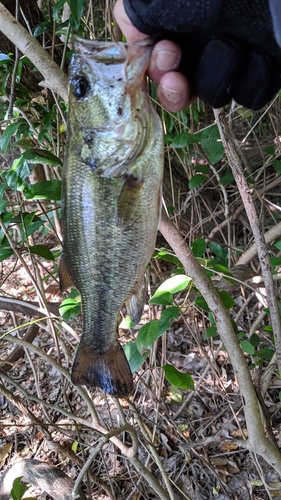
top-left (71, 342), bottom-right (133, 397)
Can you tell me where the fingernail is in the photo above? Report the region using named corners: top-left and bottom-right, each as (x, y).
top-left (161, 85), bottom-right (184, 103)
top-left (156, 50), bottom-right (180, 71)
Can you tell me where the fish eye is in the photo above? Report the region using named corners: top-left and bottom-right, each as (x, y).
top-left (71, 75), bottom-right (89, 98)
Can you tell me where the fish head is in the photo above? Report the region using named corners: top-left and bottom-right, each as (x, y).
top-left (67, 38), bottom-right (155, 177)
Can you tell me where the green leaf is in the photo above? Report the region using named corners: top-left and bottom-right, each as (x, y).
top-left (203, 326), bottom-right (217, 340)
top-left (29, 244), bottom-right (54, 261)
top-left (194, 295), bottom-right (210, 312)
top-left (162, 364), bottom-right (194, 390)
top-left (249, 333), bottom-right (260, 347)
top-left (149, 291), bottom-right (174, 306)
top-left (152, 274), bottom-right (191, 296)
top-left (59, 297), bottom-right (81, 320)
top-left (71, 441), bottom-right (79, 453)
top-left (263, 325), bottom-right (273, 332)
top-left (274, 240), bottom-right (281, 251)
top-left (0, 122), bottom-right (22, 153)
top-left (119, 316), bottom-right (136, 329)
top-left (218, 290), bottom-right (235, 309)
top-left (2, 156), bottom-right (30, 191)
top-left (273, 159), bottom-right (281, 173)
top-left (235, 108), bottom-right (254, 118)
top-left (11, 477), bottom-right (27, 500)
top-left (172, 131), bottom-right (190, 148)
top-left (211, 263), bottom-right (233, 277)
top-left (240, 340), bottom-right (255, 355)
top-left (195, 164), bottom-right (208, 175)
top-left (0, 247), bottom-right (13, 262)
top-left (69, 0), bottom-right (86, 22)
top-left (22, 149), bottom-right (63, 167)
top-left (164, 134), bottom-right (172, 144)
top-left (190, 237), bottom-right (206, 257)
top-left (136, 319), bottom-right (159, 353)
top-left (188, 173), bottom-right (205, 190)
top-left (213, 269), bottom-right (235, 286)
top-left (255, 347), bottom-right (275, 360)
top-left (219, 172), bottom-right (235, 185)
top-left (24, 180), bottom-right (62, 200)
top-left (270, 256), bottom-right (281, 267)
top-left (208, 241), bottom-right (228, 263)
top-left (158, 307), bottom-right (179, 337)
top-left (201, 125), bottom-right (224, 164)
top-left (53, 0), bottom-right (67, 21)
top-left (153, 250), bottom-right (183, 267)
top-left (33, 21), bottom-right (52, 37)
top-left (124, 340), bottom-right (148, 373)
top-left (168, 385), bottom-right (183, 403)
top-left (27, 221), bottom-right (43, 239)
top-left (263, 146), bottom-right (275, 156)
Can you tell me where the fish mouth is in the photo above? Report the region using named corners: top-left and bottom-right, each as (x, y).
top-left (73, 36), bottom-right (155, 60)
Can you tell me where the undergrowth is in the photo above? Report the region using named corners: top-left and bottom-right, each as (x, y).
top-left (0, 1), bottom-right (281, 499)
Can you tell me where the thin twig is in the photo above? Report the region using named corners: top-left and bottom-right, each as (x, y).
top-left (159, 210), bottom-right (281, 474)
top-left (0, 3), bottom-right (68, 100)
top-left (214, 107), bottom-right (281, 377)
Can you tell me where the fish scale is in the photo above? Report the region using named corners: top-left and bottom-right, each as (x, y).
top-left (60, 38), bottom-right (164, 397)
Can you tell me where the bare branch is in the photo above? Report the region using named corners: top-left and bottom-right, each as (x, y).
top-left (214, 107), bottom-right (281, 377)
top-left (160, 210), bottom-right (281, 474)
top-left (0, 2), bottom-right (68, 100)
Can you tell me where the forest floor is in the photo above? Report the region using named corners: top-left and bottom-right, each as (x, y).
top-left (1, 240), bottom-right (281, 500)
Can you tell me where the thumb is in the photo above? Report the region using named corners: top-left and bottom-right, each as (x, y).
top-left (114, 0), bottom-right (148, 43)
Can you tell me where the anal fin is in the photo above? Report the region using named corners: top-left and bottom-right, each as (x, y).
top-left (59, 251), bottom-right (73, 292)
top-left (125, 275), bottom-right (147, 324)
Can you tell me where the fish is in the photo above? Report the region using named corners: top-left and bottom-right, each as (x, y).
top-left (59, 37), bottom-right (164, 397)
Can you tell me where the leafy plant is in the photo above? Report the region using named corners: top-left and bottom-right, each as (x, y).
top-left (11, 477), bottom-right (36, 500)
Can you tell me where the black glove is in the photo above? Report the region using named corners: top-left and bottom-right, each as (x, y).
top-left (123, 0), bottom-right (281, 109)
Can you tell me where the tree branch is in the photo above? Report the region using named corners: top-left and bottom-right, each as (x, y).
top-left (0, 2), bottom-right (67, 100)
top-left (160, 210), bottom-right (281, 474)
top-left (214, 107), bottom-right (281, 377)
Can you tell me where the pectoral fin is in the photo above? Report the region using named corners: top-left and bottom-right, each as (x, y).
top-left (117, 174), bottom-right (143, 229)
top-left (125, 275), bottom-right (147, 324)
top-left (59, 252), bottom-right (73, 292)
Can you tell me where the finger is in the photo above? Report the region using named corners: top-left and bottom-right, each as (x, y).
top-left (158, 71), bottom-right (195, 112)
top-left (114, 0), bottom-right (148, 43)
top-left (147, 40), bottom-right (182, 83)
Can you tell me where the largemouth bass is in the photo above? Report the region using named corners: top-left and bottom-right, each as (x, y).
top-left (60, 38), bottom-right (164, 397)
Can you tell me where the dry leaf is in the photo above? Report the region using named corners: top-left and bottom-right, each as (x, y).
top-left (211, 457), bottom-right (228, 466)
top-left (230, 428), bottom-right (249, 438)
top-left (0, 442), bottom-right (12, 467)
top-left (226, 459), bottom-right (239, 474)
top-left (220, 442), bottom-right (238, 451)
top-left (268, 482), bottom-right (281, 497)
top-left (35, 432), bottom-right (45, 442)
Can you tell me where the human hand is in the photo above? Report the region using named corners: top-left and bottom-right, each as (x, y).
top-left (114, 0), bottom-right (195, 112)
top-left (114, 0), bottom-right (281, 110)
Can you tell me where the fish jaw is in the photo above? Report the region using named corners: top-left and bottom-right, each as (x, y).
top-left (71, 342), bottom-right (133, 397)
top-left (67, 38), bottom-right (155, 177)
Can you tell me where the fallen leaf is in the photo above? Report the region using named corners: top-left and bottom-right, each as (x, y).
top-left (220, 442), bottom-right (238, 451)
top-left (230, 428), bottom-right (249, 438)
top-left (0, 442), bottom-right (12, 467)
